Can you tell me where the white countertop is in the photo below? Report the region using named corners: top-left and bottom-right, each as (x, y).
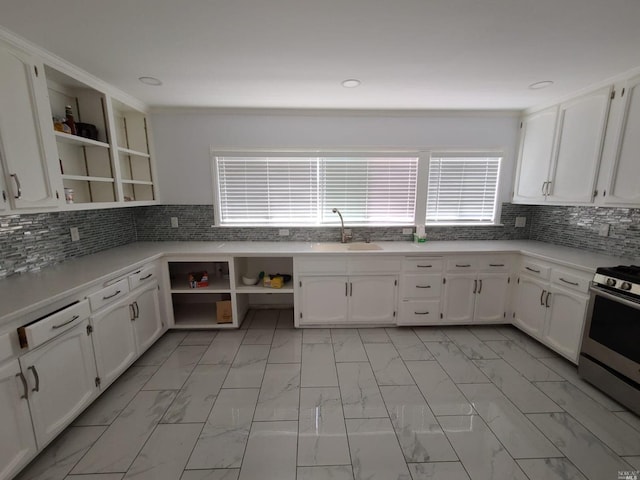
top-left (1, 240), bottom-right (636, 326)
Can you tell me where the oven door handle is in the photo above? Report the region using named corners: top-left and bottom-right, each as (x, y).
top-left (591, 286), bottom-right (640, 310)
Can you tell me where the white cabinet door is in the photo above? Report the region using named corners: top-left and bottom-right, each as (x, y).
top-left (514, 276), bottom-right (547, 337)
top-left (90, 299), bottom-right (138, 389)
top-left (132, 284), bottom-right (163, 353)
top-left (543, 286), bottom-right (589, 363)
top-left (300, 276), bottom-right (349, 325)
top-left (442, 274), bottom-right (475, 323)
top-left (0, 359), bottom-right (37, 480)
top-left (348, 276), bottom-right (397, 324)
top-left (548, 87), bottom-right (611, 204)
top-left (475, 273), bottom-right (510, 323)
top-left (513, 107), bottom-right (557, 203)
top-left (0, 42), bottom-right (60, 209)
top-left (20, 319), bottom-right (97, 448)
top-left (603, 75), bottom-right (640, 206)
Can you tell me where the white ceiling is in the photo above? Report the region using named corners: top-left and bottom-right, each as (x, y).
top-left (1, 0), bottom-right (640, 110)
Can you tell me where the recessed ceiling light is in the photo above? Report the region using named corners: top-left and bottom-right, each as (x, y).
top-left (528, 80), bottom-right (554, 90)
top-left (341, 79), bottom-right (361, 88)
top-left (138, 76), bottom-right (163, 86)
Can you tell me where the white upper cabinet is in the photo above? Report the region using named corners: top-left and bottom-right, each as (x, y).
top-left (547, 87), bottom-right (612, 204)
top-left (600, 74), bottom-right (640, 206)
top-left (0, 41), bottom-right (61, 209)
top-left (513, 86), bottom-right (613, 206)
top-left (513, 107), bottom-right (558, 203)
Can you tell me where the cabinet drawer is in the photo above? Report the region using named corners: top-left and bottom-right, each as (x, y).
top-left (398, 300), bottom-right (441, 325)
top-left (296, 256), bottom-right (347, 274)
top-left (477, 255), bottom-right (512, 272)
top-left (401, 274), bottom-right (442, 299)
top-left (403, 257), bottom-right (443, 272)
top-left (349, 256), bottom-right (401, 274)
top-left (550, 269), bottom-right (591, 294)
top-left (88, 278), bottom-right (130, 311)
top-left (521, 260), bottom-right (551, 280)
top-left (17, 300), bottom-right (91, 349)
top-left (445, 256), bottom-right (477, 272)
top-left (129, 264), bottom-right (157, 291)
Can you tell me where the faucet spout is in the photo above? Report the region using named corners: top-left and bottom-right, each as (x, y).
top-left (332, 208), bottom-right (352, 243)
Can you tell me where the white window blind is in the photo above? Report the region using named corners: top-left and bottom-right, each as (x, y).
top-left (215, 155), bottom-right (418, 226)
top-left (216, 157), bottom-right (319, 225)
top-left (426, 155), bottom-right (501, 224)
top-left (320, 157), bottom-right (418, 224)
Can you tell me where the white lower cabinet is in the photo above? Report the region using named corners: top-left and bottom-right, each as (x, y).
top-left (90, 298), bottom-right (138, 389)
top-left (442, 272), bottom-right (510, 324)
top-left (542, 286), bottom-right (589, 361)
top-left (19, 319), bottom-right (98, 448)
top-left (0, 359), bottom-right (37, 480)
top-left (299, 275), bottom-right (397, 325)
top-left (514, 270), bottom-right (589, 363)
top-left (131, 283), bottom-right (163, 353)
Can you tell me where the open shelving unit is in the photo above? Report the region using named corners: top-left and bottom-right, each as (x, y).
top-left (45, 66), bottom-right (116, 204)
top-left (167, 260), bottom-right (235, 328)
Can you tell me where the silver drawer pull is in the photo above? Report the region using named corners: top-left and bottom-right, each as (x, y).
top-left (417, 265), bottom-right (432, 268)
top-left (52, 315), bottom-right (80, 329)
top-left (140, 273), bottom-right (153, 280)
top-left (456, 264), bottom-right (471, 267)
top-left (16, 372), bottom-right (28, 399)
top-left (526, 266), bottom-right (541, 273)
top-left (559, 277), bottom-right (579, 286)
top-left (416, 285), bottom-right (431, 289)
top-left (103, 290), bottom-right (121, 300)
top-left (10, 173), bottom-right (22, 199)
top-left (415, 311), bottom-right (430, 315)
top-left (489, 264), bottom-right (505, 267)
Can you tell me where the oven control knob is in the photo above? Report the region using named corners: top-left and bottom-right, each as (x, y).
top-left (606, 278), bottom-right (617, 287)
top-left (621, 281), bottom-right (632, 291)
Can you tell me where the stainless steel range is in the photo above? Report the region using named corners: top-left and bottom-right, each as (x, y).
top-left (579, 265), bottom-right (640, 415)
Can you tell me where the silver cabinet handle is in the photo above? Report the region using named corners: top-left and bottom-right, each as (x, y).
top-left (102, 290), bottom-right (121, 300)
top-left (559, 277), bottom-right (579, 286)
top-left (526, 266), bottom-right (541, 273)
top-left (345, 282), bottom-right (348, 297)
top-left (546, 181), bottom-right (552, 195)
top-left (28, 366), bottom-right (39, 392)
top-left (414, 311), bottom-right (430, 315)
top-left (349, 283), bottom-right (353, 297)
top-left (416, 285), bottom-right (431, 289)
top-left (473, 279), bottom-right (477, 294)
top-left (52, 315), bottom-right (80, 329)
top-left (540, 289), bottom-right (546, 306)
top-left (16, 372), bottom-right (28, 399)
top-left (133, 301), bottom-right (140, 318)
top-left (489, 264), bottom-right (505, 267)
top-left (140, 273), bottom-right (153, 280)
top-left (545, 291), bottom-right (551, 308)
top-left (541, 181), bottom-right (547, 195)
top-left (129, 304), bottom-right (136, 321)
top-left (456, 264), bottom-right (471, 267)
top-left (417, 265), bottom-right (432, 268)
top-left (478, 279), bottom-right (483, 294)
top-left (10, 174), bottom-right (22, 199)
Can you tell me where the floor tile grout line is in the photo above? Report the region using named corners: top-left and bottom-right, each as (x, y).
top-left (332, 336), bottom-right (357, 480)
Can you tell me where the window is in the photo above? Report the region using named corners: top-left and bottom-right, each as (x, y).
top-left (215, 155), bottom-right (418, 226)
top-left (425, 154), bottom-right (501, 225)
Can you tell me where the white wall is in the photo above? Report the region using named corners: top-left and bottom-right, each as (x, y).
top-left (150, 110), bottom-right (520, 205)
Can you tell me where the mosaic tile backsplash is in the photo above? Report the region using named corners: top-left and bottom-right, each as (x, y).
top-left (0, 208), bottom-right (136, 279)
top-left (1, 203), bottom-right (639, 278)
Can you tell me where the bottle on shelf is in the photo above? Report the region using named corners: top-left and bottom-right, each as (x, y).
top-left (64, 105), bottom-right (77, 135)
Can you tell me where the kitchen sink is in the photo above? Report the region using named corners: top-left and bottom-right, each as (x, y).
top-left (310, 242), bottom-right (382, 252)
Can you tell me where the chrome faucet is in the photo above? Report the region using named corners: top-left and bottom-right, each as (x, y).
top-left (332, 208), bottom-right (352, 243)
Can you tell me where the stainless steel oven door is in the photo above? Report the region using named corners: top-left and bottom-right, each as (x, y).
top-left (581, 285), bottom-right (640, 384)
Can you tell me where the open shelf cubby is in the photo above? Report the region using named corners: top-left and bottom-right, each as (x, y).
top-left (233, 256), bottom-right (294, 292)
top-left (171, 293), bottom-right (235, 329)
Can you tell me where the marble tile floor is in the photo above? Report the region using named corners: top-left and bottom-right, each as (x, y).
top-left (16, 309), bottom-right (640, 480)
